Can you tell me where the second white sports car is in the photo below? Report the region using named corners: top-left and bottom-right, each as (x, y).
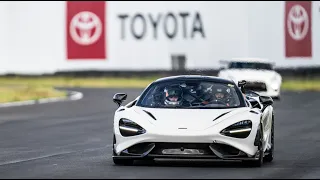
top-left (218, 58), bottom-right (282, 100)
top-left (112, 75), bottom-right (275, 167)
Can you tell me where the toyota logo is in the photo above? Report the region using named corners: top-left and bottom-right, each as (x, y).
top-left (69, 11), bottom-right (102, 45)
top-left (287, 4), bottom-right (309, 41)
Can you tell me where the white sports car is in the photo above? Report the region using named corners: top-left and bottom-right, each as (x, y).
top-left (218, 58), bottom-right (282, 99)
top-left (112, 75), bottom-right (275, 167)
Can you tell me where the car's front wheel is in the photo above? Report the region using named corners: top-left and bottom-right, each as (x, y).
top-left (264, 113), bottom-right (274, 162)
top-left (243, 125), bottom-right (264, 167)
top-left (273, 96), bottom-right (280, 101)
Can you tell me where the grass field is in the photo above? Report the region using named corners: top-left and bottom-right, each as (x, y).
top-left (0, 76), bottom-right (157, 103)
top-left (0, 77), bottom-right (157, 88)
top-left (0, 85), bottom-right (66, 103)
top-left (0, 76), bottom-right (319, 103)
top-left (281, 79), bottom-right (320, 91)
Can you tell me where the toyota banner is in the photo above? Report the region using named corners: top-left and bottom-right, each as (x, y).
top-left (284, 1), bottom-right (312, 58)
top-left (66, 1), bottom-right (106, 60)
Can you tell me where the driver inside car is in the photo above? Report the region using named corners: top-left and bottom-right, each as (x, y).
top-left (163, 85), bottom-right (186, 107)
top-left (215, 89), bottom-right (225, 99)
top-left (213, 86), bottom-right (233, 106)
top-left (195, 84), bottom-right (214, 105)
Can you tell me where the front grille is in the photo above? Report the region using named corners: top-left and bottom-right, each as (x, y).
top-left (244, 81), bottom-right (267, 91)
top-left (149, 143), bottom-right (215, 156)
top-left (119, 142), bottom-right (249, 159)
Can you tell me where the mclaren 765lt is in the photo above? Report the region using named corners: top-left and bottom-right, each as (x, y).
top-left (112, 75), bottom-right (275, 167)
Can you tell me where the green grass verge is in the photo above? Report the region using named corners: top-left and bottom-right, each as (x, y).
top-left (0, 76), bottom-right (158, 88)
top-left (0, 76), bottom-right (159, 103)
top-left (1, 76), bottom-right (320, 90)
top-left (281, 79), bottom-right (320, 91)
top-left (0, 77), bottom-right (319, 103)
top-left (0, 86), bottom-right (66, 103)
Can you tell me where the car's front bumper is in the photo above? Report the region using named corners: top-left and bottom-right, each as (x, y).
top-left (244, 81), bottom-right (281, 98)
top-left (112, 142), bottom-right (261, 161)
top-left (113, 124), bottom-right (260, 161)
top-left (256, 88), bottom-right (280, 98)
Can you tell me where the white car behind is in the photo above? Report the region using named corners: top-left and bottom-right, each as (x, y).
top-left (218, 58), bottom-right (282, 99)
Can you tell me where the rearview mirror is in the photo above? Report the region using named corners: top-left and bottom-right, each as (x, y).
top-left (259, 96), bottom-right (273, 106)
top-left (113, 93), bottom-right (127, 107)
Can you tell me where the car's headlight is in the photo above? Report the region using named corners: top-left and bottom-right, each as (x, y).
top-left (119, 118), bottom-right (146, 137)
top-left (220, 120), bottom-right (252, 138)
top-left (271, 83), bottom-right (279, 90)
top-left (270, 75), bottom-right (279, 90)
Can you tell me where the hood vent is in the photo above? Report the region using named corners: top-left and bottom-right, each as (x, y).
top-left (117, 108), bottom-right (125, 112)
top-left (213, 111), bottom-right (231, 121)
top-left (143, 110), bottom-right (157, 120)
top-left (250, 110), bottom-right (259, 114)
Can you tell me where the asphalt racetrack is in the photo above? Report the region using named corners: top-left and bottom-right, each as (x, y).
top-left (1, 88), bottom-right (320, 179)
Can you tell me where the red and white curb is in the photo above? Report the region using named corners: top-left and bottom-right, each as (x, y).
top-left (0, 91), bottom-right (83, 108)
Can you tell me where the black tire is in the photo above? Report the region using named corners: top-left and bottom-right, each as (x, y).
top-left (264, 113), bottom-right (274, 163)
top-left (243, 125), bottom-right (264, 167)
top-left (113, 158), bottom-right (134, 166)
top-left (273, 96), bottom-right (280, 101)
top-left (112, 134), bottom-right (116, 156)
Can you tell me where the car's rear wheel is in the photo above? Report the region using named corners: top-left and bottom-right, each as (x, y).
top-left (264, 114), bottom-right (274, 162)
top-left (243, 125), bottom-right (264, 167)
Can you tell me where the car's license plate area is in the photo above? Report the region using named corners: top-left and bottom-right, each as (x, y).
top-left (162, 148), bottom-right (205, 155)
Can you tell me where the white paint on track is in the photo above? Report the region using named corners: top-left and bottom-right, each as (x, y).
top-left (0, 90), bottom-right (83, 108)
top-left (0, 151), bottom-right (75, 166)
top-left (0, 145), bottom-right (112, 166)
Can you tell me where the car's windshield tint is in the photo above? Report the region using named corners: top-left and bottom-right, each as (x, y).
top-left (137, 80), bottom-right (244, 109)
top-left (229, 62), bottom-right (273, 70)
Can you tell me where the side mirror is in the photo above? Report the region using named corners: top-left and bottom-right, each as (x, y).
top-left (238, 80), bottom-right (246, 93)
top-left (238, 80), bottom-right (246, 87)
top-left (113, 93), bottom-right (127, 107)
top-left (259, 96), bottom-right (273, 106)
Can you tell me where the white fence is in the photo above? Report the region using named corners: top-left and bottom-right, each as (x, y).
top-left (0, 1), bottom-right (319, 75)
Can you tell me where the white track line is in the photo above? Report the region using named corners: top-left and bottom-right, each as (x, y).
top-left (0, 151), bottom-right (75, 166)
top-left (0, 145), bottom-right (112, 166)
top-left (0, 91), bottom-right (83, 108)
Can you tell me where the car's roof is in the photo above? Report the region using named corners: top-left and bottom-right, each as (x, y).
top-left (220, 57), bottom-right (272, 64)
top-left (154, 75), bottom-right (235, 84)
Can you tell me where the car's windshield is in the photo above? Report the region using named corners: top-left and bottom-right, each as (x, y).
top-left (137, 79), bottom-right (244, 109)
top-left (229, 62), bottom-right (273, 70)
